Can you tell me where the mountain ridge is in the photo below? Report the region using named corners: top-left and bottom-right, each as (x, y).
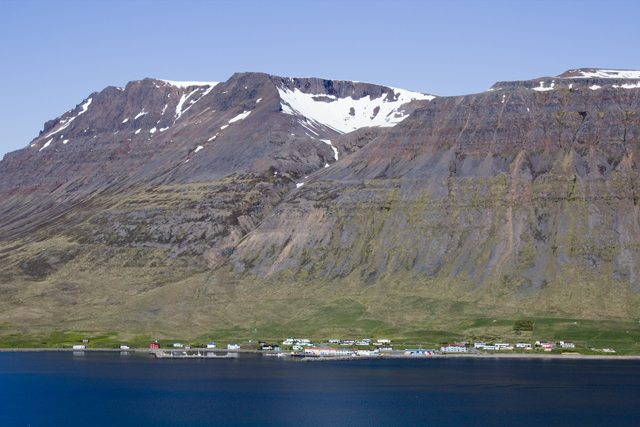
top-left (1, 68), bottom-right (640, 343)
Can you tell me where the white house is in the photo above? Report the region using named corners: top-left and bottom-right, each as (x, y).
top-left (227, 343), bottom-right (241, 350)
top-left (440, 345), bottom-right (468, 353)
top-left (328, 339), bottom-right (341, 344)
top-left (173, 343), bottom-right (184, 348)
top-left (120, 345), bottom-right (130, 350)
top-left (356, 349), bottom-right (379, 356)
top-left (474, 342), bottom-right (486, 349)
top-left (515, 343), bottom-right (532, 349)
top-left (207, 343), bottom-right (216, 349)
top-left (304, 347), bottom-right (355, 357)
top-left (377, 339), bottom-right (391, 344)
top-left (560, 341), bottom-right (575, 348)
top-left (72, 345), bottom-right (85, 350)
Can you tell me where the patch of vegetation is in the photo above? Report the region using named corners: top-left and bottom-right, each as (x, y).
top-left (514, 320), bottom-right (535, 331)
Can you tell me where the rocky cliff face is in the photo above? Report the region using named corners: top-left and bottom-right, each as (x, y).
top-left (1, 69), bottom-right (639, 337)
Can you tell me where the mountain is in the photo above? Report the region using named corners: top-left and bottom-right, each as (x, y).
top-left (1, 69), bottom-right (639, 343)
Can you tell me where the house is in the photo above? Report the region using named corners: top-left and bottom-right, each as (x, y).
top-left (227, 343), bottom-right (241, 350)
top-left (560, 341), bottom-right (575, 348)
top-left (474, 343), bottom-right (486, 349)
top-left (483, 345), bottom-right (496, 350)
top-left (602, 348), bottom-right (616, 353)
top-left (516, 342), bottom-right (532, 348)
top-left (440, 345), bottom-right (468, 353)
top-left (262, 346), bottom-right (274, 350)
top-left (377, 339), bottom-right (391, 344)
top-left (356, 341), bottom-right (369, 346)
top-left (494, 343), bottom-right (510, 349)
top-left (207, 343), bottom-right (216, 349)
top-left (362, 339), bottom-right (372, 343)
top-left (379, 346), bottom-right (394, 352)
top-left (173, 343), bottom-right (184, 348)
top-left (274, 347), bottom-right (283, 351)
top-left (150, 343), bottom-right (160, 349)
top-left (120, 345), bottom-right (130, 350)
top-left (356, 349), bottom-right (379, 356)
top-left (82, 339), bottom-right (89, 343)
top-left (73, 345), bottom-right (85, 350)
top-left (328, 339), bottom-right (341, 344)
top-left (304, 347), bottom-right (355, 357)
top-left (293, 345), bottom-right (304, 350)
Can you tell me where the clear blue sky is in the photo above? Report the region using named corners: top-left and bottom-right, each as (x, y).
top-left (1, 0), bottom-right (639, 157)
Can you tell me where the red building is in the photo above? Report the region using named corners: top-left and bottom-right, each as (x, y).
top-left (150, 343), bottom-right (160, 349)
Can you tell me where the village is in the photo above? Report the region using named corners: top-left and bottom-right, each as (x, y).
top-left (124, 337), bottom-right (617, 359)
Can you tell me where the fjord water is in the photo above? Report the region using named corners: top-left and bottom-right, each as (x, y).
top-left (1, 353), bottom-right (640, 426)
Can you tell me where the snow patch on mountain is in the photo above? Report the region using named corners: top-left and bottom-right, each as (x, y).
top-left (77, 98), bottom-right (92, 115)
top-left (39, 139), bottom-right (52, 151)
top-left (278, 86), bottom-right (435, 134)
top-left (321, 139), bottom-right (338, 160)
top-left (569, 69), bottom-right (640, 79)
top-left (160, 80), bottom-right (219, 89)
top-left (229, 111), bottom-right (251, 123)
top-left (174, 89), bottom-right (199, 121)
top-left (533, 81), bottom-right (555, 92)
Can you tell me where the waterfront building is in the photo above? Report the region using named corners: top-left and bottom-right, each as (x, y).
top-left (404, 349), bottom-right (435, 355)
top-left (440, 345), bottom-right (468, 353)
top-left (304, 347), bottom-right (355, 357)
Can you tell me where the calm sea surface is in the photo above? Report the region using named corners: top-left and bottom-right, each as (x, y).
top-left (1, 352), bottom-right (640, 426)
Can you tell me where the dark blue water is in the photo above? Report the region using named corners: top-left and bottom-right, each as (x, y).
top-left (1, 352), bottom-right (640, 426)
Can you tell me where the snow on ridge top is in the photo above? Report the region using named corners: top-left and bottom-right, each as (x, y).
top-left (567, 69), bottom-right (640, 79)
top-left (278, 86), bottom-right (434, 134)
top-left (159, 79), bottom-right (219, 88)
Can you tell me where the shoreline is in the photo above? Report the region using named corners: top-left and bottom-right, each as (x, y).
top-left (1, 347), bottom-right (640, 360)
